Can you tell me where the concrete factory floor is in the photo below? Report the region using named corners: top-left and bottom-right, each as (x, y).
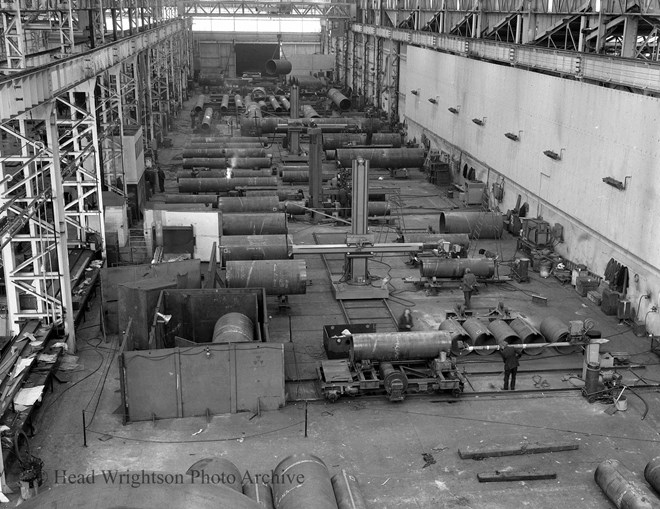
top-left (13, 95), bottom-right (660, 508)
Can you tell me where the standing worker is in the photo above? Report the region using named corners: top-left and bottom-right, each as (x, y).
top-left (461, 268), bottom-right (478, 309)
top-left (398, 308), bottom-right (413, 331)
top-left (157, 167), bottom-right (166, 193)
top-left (499, 341), bottom-right (521, 390)
top-left (338, 186), bottom-right (349, 219)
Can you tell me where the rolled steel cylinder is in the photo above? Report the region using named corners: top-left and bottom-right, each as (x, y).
top-left (258, 100), bottom-right (268, 110)
top-left (183, 157), bottom-right (229, 169)
top-left (272, 454), bottom-right (337, 509)
top-left (251, 87), bottom-right (267, 100)
top-left (380, 362), bottom-right (409, 396)
top-left (226, 260), bottom-right (307, 295)
top-left (212, 312), bottom-right (254, 343)
top-left (191, 136), bottom-right (267, 144)
top-left (182, 148), bottom-right (267, 158)
top-left (217, 196), bottom-right (279, 213)
top-left (290, 75), bottom-right (325, 90)
top-left (177, 169), bottom-right (273, 180)
top-left (165, 194), bottom-right (218, 204)
top-left (282, 171), bottom-right (334, 183)
top-left (488, 319), bottom-right (521, 345)
top-left (187, 143), bottom-right (265, 151)
top-left (371, 132), bottom-right (403, 147)
top-left (439, 318), bottom-right (472, 356)
top-left (402, 233), bottom-right (470, 252)
top-left (226, 157), bottom-right (272, 169)
top-left (322, 133), bottom-right (368, 150)
top-left (279, 200), bottom-right (307, 215)
top-left (225, 148), bottom-right (269, 158)
top-left (350, 331), bottom-right (453, 362)
top-left (245, 103), bottom-right (263, 119)
top-left (281, 164), bottom-right (336, 172)
top-left (584, 362), bottom-right (600, 395)
top-left (178, 177), bottom-right (278, 193)
top-left (463, 318), bottom-right (496, 356)
top-left (220, 94), bottom-right (229, 112)
top-left (248, 189), bottom-right (303, 201)
top-left (201, 107), bottom-right (214, 130)
top-left (302, 105), bottom-right (320, 118)
top-left (279, 96), bottom-right (290, 110)
top-left (221, 235), bottom-right (289, 264)
top-left (539, 316), bottom-right (578, 354)
top-left (331, 470), bottom-right (369, 509)
top-left (235, 94), bottom-right (244, 110)
top-left (368, 202), bottom-right (390, 216)
top-left (327, 88), bottom-right (352, 111)
top-left (510, 317), bottom-right (545, 356)
top-left (419, 258), bottom-right (495, 279)
top-left (186, 457), bottom-right (243, 492)
top-left (335, 148), bottom-right (426, 168)
top-left (595, 459), bottom-right (660, 509)
top-left (194, 95), bottom-right (206, 112)
top-left (222, 213), bottom-right (287, 235)
top-left (268, 95), bottom-right (283, 112)
top-left (644, 457), bottom-right (660, 494)
top-left (242, 481), bottom-right (274, 509)
top-left (439, 212), bottom-right (504, 239)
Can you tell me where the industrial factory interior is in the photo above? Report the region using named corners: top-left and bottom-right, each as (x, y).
top-left (0, 0), bottom-right (659, 507)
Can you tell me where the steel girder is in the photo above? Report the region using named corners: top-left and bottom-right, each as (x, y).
top-left (182, 0), bottom-right (351, 18)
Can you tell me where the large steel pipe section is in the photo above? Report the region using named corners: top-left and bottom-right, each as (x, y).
top-left (212, 312), bottom-right (254, 343)
top-left (222, 213), bottom-right (287, 235)
top-left (272, 454), bottom-right (337, 509)
top-left (282, 171), bottom-right (334, 183)
top-left (242, 481), bottom-right (274, 509)
top-left (327, 88), bottom-right (352, 111)
top-left (217, 196), bottom-right (279, 213)
top-left (488, 319), bottom-right (521, 344)
top-left (191, 136), bottom-right (267, 144)
top-left (226, 260), bottom-right (307, 295)
top-left (235, 94), bottom-right (244, 110)
top-left (322, 133), bottom-right (368, 150)
top-left (540, 316), bottom-right (578, 354)
top-left (194, 95), bottom-right (206, 112)
top-left (182, 148), bottom-right (268, 158)
top-left (178, 177), bottom-right (278, 193)
top-left (183, 157), bottom-right (272, 169)
top-left (595, 459), bottom-right (660, 509)
top-left (279, 201), bottom-right (307, 215)
top-left (165, 194), bottom-right (217, 205)
top-left (302, 105), bottom-right (320, 118)
top-left (463, 318), bottom-right (496, 355)
top-left (401, 233), bottom-right (470, 251)
top-left (439, 319), bottom-right (472, 356)
top-left (371, 132), bottom-right (403, 147)
top-left (201, 107), bottom-right (214, 130)
top-left (419, 258), bottom-right (495, 278)
top-left (220, 94), bottom-right (230, 112)
top-left (279, 96), bottom-right (290, 110)
top-left (245, 103), bottom-right (263, 119)
top-left (177, 169), bottom-right (273, 179)
top-left (510, 317), bottom-right (545, 355)
top-left (268, 96), bottom-right (283, 112)
top-left (331, 470), bottom-right (368, 509)
top-left (187, 458), bottom-right (243, 492)
top-left (245, 118), bottom-right (383, 134)
top-left (439, 212), bottom-right (504, 238)
top-left (221, 235), bottom-right (289, 264)
top-left (644, 457), bottom-right (660, 494)
top-left (225, 157), bottom-right (272, 169)
top-left (183, 158), bottom-right (229, 169)
top-left (350, 331), bottom-right (453, 362)
top-left (265, 59), bottom-right (293, 75)
top-left (335, 148), bottom-right (426, 169)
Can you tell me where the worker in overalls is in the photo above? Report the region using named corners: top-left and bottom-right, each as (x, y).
top-left (461, 268), bottom-right (478, 309)
top-left (398, 308), bottom-right (413, 331)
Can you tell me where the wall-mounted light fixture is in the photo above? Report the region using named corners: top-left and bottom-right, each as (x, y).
top-left (410, 89), bottom-right (420, 96)
top-left (447, 106), bottom-right (460, 114)
top-left (504, 131), bottom-right (522, 141)
top-left (428, 96), bottom-right (438, 104)
top-left (472, 117), bottom-right (486, 126)
top-left (602, 176), bottom-right (631, 190)
top-left (543, 148), bottom-right (565, 161)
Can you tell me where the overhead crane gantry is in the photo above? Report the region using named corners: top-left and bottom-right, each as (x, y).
top-left (0, 18), bottom-right (190, 350)
top-left (182, 0), bottom-right (352, 18)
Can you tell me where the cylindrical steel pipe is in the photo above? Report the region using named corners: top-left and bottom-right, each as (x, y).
top-left (201, 107), bottom-right (214, 130)
top-left (487, 319), bottom-right (521, 345)
top-left (221, 235), bottom-right (289, 264)
top-left (182, 148), bottom-right (268, 158)
top-left (226, 260), bottom-right (307, 295)
top-left (222, 213), bottom-right (287, 235)
top-left (217, 196), bottom-right (279, 213)
top-left (380, 362), bottom-right (409, 397)
top-left (183, 158), bottom-right (229, 169)
top-left (327, 88), bottom-right (352, 111)
top-left (595, 459), bottom-right (660, 509)
top-left (251, 87), bottom-right (267, 100)
top-left (235, 94), bottom-right (244, 110)
top-left (268, 95), bottom-right (282, 112)
top-left (279, 200), bottom-right (307, 215)
top-left (439, 212), bottom-right (504, 239)
top-left (401, 233), bottom-right (470, 252)
top-left (335, 148), bottom-right (426, 168)
top-left (290, 75), bottom-right (325, 90)
top-left (539, 316), bottom-right (578, 354)
top-left (419, 258), bottom-right (495, 278)
top-left (644, 457), bottom-right (660, 494)
top-left (510, 317), bottom-right (545, 355)
top-left (226, 157), bottom-right (272, 169)
top-left (194, 95), bottom-right (205, 112)
top-left (322, 133), bottom-right (368, 150)
top-left (242, 481), bottom-right (274, 509)
top-left (371, 132), bottom-right (403, 147)
top-left (177, 169), bottom-right (273, 179)
top-left (463, 318), bottom-right (496, 355)
top-left (272, 454), bottom-right (338, 509)
top-left (302, 105), bottom-right (320, 118)
top-left (282, 171), bottom-right (334, 183)
top-left (212, 312), bottom-right (254, 343)
top-left (178, 177), bottom-right (279, 193)
top-left (439, 319), bottom-right (472, 356)
top-left (191, 136), bottom-right (267, 144)
top-left (245, 103), bottom-right (263, 119)
top-left (186, 458), bottom-right (243, 492)
top-left (220, 94), bottom-right (229, 112)
top-left (247, 189), bottom-right (304, 201)
top-left (279, 96), bottom-right (290, 110)
top-left (331, 470), bottom-right (369, 509)
top-left (368, 202), bottom-right (390, 216)
top-left (165, 194), bottom-right (217, 205)
top-left (350, 331), bottom-right (453, 362)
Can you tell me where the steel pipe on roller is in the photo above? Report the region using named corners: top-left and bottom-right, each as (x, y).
top-left (183, 158), bottom-right (229, 169)
top-left (510, 317), bottom-right (545, 355)
top-left (251, 87), bottom-right (267, 100)
top-left (265, 59), bottom-right (293, 75)
top-left (247, 189), bottom-right (304, 201)
top-left (222, 213), bottom-right (287, 235)
top-left (401, 233), bottom-right (470, 251)
top-left (225, 157), bottom-right (272, 169)
top-left (335, 148), bottom-right (426, 168)
top-left (268, 95), bottom-right (283, 112)
top-left (322, 133), bottom-right (368, 150)
top-left (279, 200), bottom-right (307, 215)
top-left (235, 94), bottom-right (244, 110)
top-left (201, 107), bottom-right (214, 130)
top-left (645, 457), bottom-right (660, 494)
top-left (220, 94), bottom-right (230, 112)
top-left (182, 148), bottom-right (226, 158)
top-left (226, 260), bottom-right (307, 295)
top-left (439, 318), bottom-right (472, 356)
top-left (279, 96), bottom-right (290, 110)
top-left (302, 105), bottom-right (320, 118)
top-left (187, 458), bottom-right (243, 492)
top-left (281, 171), bottom-right (334, 183)
top-left (245, 103), bottom-right (263, 118)
top-left (350, 331), bottom-right (454, 362)
top-left (419, 258), bottom-right (495, 278)
top-left (225, 148), bottom-right (269, 158)
top-left (217, 196), bottom-right (279, 213)
top-left (221, 235), bottom-right (289, 263)
top-left (290, 75), bottom-right (325, 90)
top-left (281, 164), bottom-right (336, 173)
top-left (188, 143), bottom-right (265, 151)
top-left (439, 211), bottom-right (504, 238)
top-left (331, 470), bottom-right (369, 509)
top-left (212, 312), bottom-right (254, 343)
top-left (178, 177), bottom-right (278, 193)
top-left (164, 194), bottom-right (218, 205)
top-left (368, 202), bottom-right (390, 216)
top-left (177, 169), bottom-right (273, 180)
top-left (242, 481), bottom-right (275, 509)
top-left (463, 318), bottom-right (496, 355)
top-left (371, 132), bottom-right (403, 147)
top-left (194, 95), bottom-right (205, 112)
top-left (595, 459), bottom-right (660, 509)
top-left (327, 88), bottom-right (352, 111)
top-left (487, 319), bottom-right (521, 344)
top-left (539, 316), bottom-right (579, 354)
top-left (182, 148), bottom-right (267, 158)
top-left (258, 100), bottom-right (268, 110)
top-left (272, 454), bottom-right (338, 509)
top-left (191, 136), bottom-right (267, 144)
